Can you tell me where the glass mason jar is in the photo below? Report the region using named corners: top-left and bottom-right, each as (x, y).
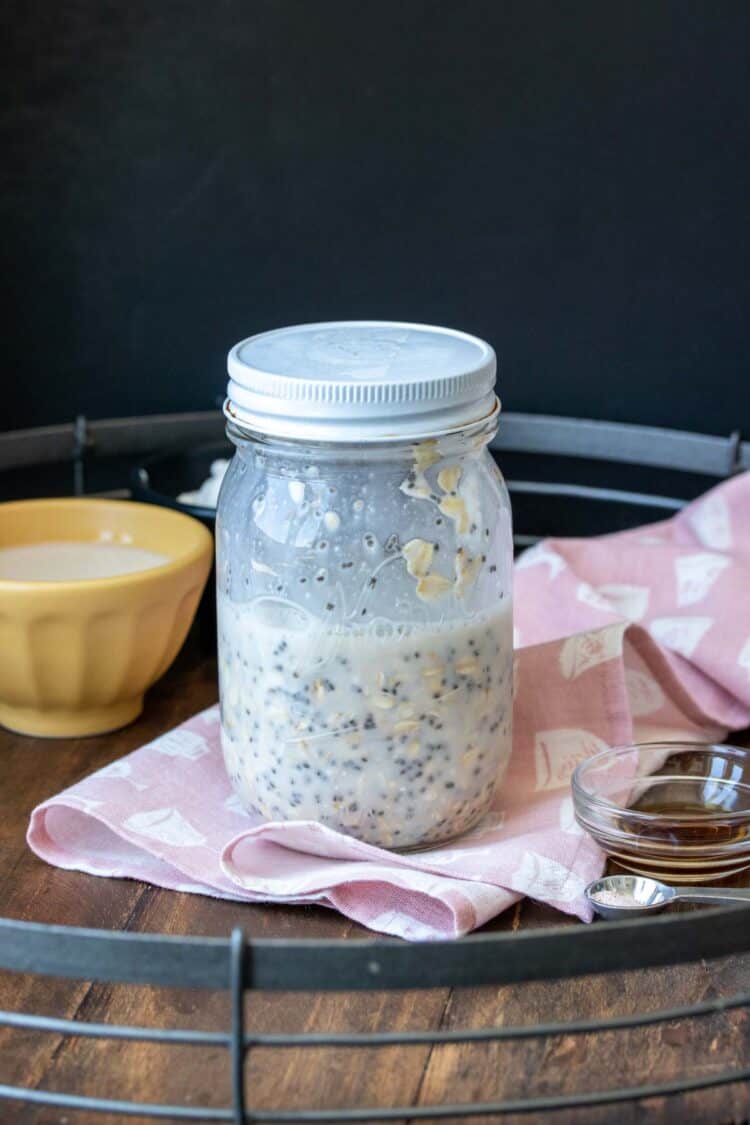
top-left (216, 322), bottom-right (513, 850)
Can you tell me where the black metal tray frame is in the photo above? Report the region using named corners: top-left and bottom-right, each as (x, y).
top-left (2, 909), bottom-right (750, 1121)
top-left (1, 409), bottom-right (749, 1121)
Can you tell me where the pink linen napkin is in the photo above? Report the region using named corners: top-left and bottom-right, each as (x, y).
top-left (28, 473), bottom-right (750, 940)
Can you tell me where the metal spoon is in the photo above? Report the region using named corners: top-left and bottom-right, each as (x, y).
top-left (585, 874), bottom-right (750, 920)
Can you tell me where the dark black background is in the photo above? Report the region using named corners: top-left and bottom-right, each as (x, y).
top-left (3, 0), bottom-right (748, 433)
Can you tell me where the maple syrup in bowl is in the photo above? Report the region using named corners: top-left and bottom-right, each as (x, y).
top-left (572, 743), bottom-right (750, 883)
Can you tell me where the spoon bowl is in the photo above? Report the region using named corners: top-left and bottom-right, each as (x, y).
top-left (585, 874), bottom-right (676, 919)
top-left (585, 873), bottom-right (750, 920)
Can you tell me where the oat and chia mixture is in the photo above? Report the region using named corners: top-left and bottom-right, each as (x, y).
top-left (219, 598), bottom-right (512, 849)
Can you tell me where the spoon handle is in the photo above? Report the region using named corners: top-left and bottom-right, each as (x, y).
top-left (673, 886), bottom-right (750, 905)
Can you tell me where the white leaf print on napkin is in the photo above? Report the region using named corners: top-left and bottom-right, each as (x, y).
top-left (151, 730), bottom-right (210, 760)
top-left (511, 851), bottom-right (587, 903)
top-left (688, 492), bottom-right (732, 550)
top-left (738, 636), bottom-right (750, 678)
top-left (515, 544), bottom-right (567, 579)
top-left (576, 582), bottom-right (612, 612)
top-left (199, 708), bottom-right (222, 727)
top-left (94, 760), bottom-right (148, 791)
top-left (534, 728), bottom-right (609, 792)
top-left (596, 584), bottom-right (650, 622)
top-left (649, 617), bottom-right (713, 659)
top-left (559, 796), bottom-right (584, 837)
top-left (224, 793), bottom-right (251, 817)
top-left (675, 553), bottom-right (730, 607)
top-left (559, 628), bottom-right (622, 679)
top-left (369, 912), bottom-right (445, 942)
top-left (61, 795), bottom-right (104, 815)
top-left (124, 808), bottom-right (206, 847)
top-left (625, 668), bottom-right (665, 717)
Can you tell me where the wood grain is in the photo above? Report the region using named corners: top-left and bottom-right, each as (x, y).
top-left (0, 629), bottom-right (748, 1124)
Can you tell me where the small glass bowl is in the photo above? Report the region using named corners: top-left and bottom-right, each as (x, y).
top-left (572, 742), bottom-right (750, 884)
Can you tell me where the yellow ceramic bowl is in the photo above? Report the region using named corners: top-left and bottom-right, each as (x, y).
top-left (0, 498), bottom-right (213, 738)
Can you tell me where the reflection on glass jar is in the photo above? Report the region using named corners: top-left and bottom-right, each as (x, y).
top-left (217, 321), bottom-right (513, 849)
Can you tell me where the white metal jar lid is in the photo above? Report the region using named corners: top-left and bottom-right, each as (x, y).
top-left (225, 321), bottom-right (498, 443)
